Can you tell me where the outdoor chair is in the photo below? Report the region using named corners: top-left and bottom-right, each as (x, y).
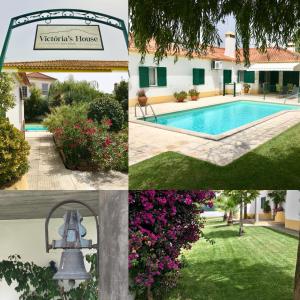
top-left (284, 86), bottom-right (299, 103)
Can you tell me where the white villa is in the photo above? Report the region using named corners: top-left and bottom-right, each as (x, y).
top-left (5, 73), bottom-right (30, 131)
top-left (247, 190), bottom-right (300, 231)
top-left (4, 72), bottom-right (57, 131)
top-left (129, 32), bottom-right (300, 106)
top-left (25, 72), bottom-right (57, 97)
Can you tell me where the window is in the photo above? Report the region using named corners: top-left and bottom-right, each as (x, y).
top-left (42, 83), bottom-right (49, 96)
top-left (238, 70), bottom-right (255, 83)
top-left (139, 66), bottom-right (167, 88)
top-left (21, 86), bottom-right (28, 98)
top-left (260, 197), bottom-right (266, 209)
top-left (149, 67), bottom-right (157, 86)
top-left (193, 68), bottom-right (205, 85)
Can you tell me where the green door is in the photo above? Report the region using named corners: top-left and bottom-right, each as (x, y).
top-left (223, 70), bottom-right (232, 84)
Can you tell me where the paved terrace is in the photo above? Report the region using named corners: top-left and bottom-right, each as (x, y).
top-left (129, 95), bottom-right (300, 166)
top-left (10, 132), bottom-right (128, 190)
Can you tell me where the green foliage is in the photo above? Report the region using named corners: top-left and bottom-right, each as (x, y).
top-left (174, 91), bottom-right (187, 101)
top-left (48, 78), bottom-right (101, 107)
top-left (43, 103), bottom-right (88, 133)
top-left (44, 104), bottom-right (128, 172)
top-left (129, 0), bottom-right (300, 65)
top-left (263, 200), bottom-right (271, 213)
top-left (88, 96), bottom-right (125, 131)
top-left (0, 118), bottom-right (30, 188)
top-left (24, 87), bottom-right (49, 122)
top-left (268, 190), bottom-right (286, 208)
top-left (114, 80), bottom-right (128, 114)
top-left (222, 190), bottom-right (259, 206)
top-left (0, 73), bottom-right (15, 116)
top-left (0, 254), bottom-right (98, 300)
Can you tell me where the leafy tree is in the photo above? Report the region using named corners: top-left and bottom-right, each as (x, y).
top-left (0, 254), bottom-right (98, 300)
top-left (114, 80), bottom-right (128, 114)
top-left (0, 73), bottom-right (15, 117)
top-left (48, 79), bottom-right (102, 107)
top-left (222, 190), bottom-right (259, 236)
top-left (129, 0), bottom-right (300, 65)
top-left (24, 87), bottom-right (49, 122)
top-left (217, 195), bottom-right (238, 225)
top-left (129, 190), bottom-right (215, 299)
top-left (268, 190), bottom-right (286, 211)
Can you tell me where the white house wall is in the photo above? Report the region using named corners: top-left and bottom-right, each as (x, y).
top-left (0, 217), bottom-right (97, 300)
top-left (285, 190), bottom-right (300, 230)
top-left (129, 52), bottom-right (245, 105)
top-left (5, 82), bottom-right (23, 131)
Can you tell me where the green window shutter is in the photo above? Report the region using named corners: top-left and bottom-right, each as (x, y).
top-left (193, 68), bottom-right (205, 85)
top-left (244, 71), bottom-right (255, 83)
top-left (237, 70), bottom-right (241, 82)
top-left (157, 67), bottom-right (167, 86)
top-left (139, 66), bottom-right (149, 88)
top-left (223, 69), bottom-right (232, 84)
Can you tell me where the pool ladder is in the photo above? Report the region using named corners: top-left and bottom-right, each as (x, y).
top-left (135, 103), bottom-right (157, 122)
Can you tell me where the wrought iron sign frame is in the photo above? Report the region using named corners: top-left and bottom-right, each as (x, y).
top-left (0, 8), bottom-right (129, 71)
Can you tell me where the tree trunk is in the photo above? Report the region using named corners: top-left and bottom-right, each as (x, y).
top-left (223, 212), bottom-right (228, 222)
top-left (147, 286), bottom-right (154, 300)
top-left (244, 204), bottom-right (248, 219)
top-left (294, 232), bottom-right (300, 300)
top-left (227, 210), bottom-right (233, 226)
top-left (239, 203), bottom-right (244, 236)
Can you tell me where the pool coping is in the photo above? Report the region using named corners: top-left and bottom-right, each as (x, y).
top-left (130, 99), bottom-right (300, 141)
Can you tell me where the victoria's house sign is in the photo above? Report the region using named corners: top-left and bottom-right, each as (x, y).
top-left (34, 25), bottom-right (104, 50)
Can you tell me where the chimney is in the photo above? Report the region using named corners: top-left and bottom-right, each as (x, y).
top-left (224, 31), bottom-right (236, 58)
top-left (287, 42), bottom-right (295, 52)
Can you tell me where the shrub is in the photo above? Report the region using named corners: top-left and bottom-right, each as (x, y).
top-left (88, 96), bottom-right (124, 131)
top-left (0, 118), bottom-right (30, 187)
top-left (129, 190), bottom-right (215, 299)
top-left (43, 103), bottom-right (88, 133)
top-left (0, 73), bottom-right (15, 117)
top-left (24, 87), bottom-right (49, 122)
top-left (53, 117), bottom-right (128, 172)
top-left (48, 78), bottom-right (102, 107)
top-left (114, 80), bottom-right (128, 114)
top-left (174, 91), bottom-right (187, 101)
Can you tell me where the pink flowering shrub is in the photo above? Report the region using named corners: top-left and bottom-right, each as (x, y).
top-left (44, 104), bottom-right (128, 172)
top-left (129, 190), bottom-right (215, 298)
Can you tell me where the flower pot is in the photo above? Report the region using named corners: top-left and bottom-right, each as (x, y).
top-left (191, 95), bottom-right (198, 101)
top-left (138, 96), bottom-right (148, 106)
top-left (244, 88), bottom-right (249, 94)
top-left (177, 97), bottom-right (185, 102)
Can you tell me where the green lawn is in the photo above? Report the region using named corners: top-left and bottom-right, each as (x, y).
top-left (164, 219), bottom-right (298, 300)
top-left (129, 122), bottom-right (300, 189)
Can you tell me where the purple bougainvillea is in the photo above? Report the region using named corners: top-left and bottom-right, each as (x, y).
top-left (129, 190), bottom-right (215, 297)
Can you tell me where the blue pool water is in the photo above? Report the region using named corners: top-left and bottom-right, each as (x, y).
top-left (25, 124), bottom-right (47, 131)
top-left (144, 101), bottom-right (300, 135)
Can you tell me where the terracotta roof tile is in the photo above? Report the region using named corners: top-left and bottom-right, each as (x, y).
top-left (27, 72), bottom-right (57, 81)
top-left (129, 39), bottom-right (300, 64)
top-left (4, 60), bottom-right (128, 72)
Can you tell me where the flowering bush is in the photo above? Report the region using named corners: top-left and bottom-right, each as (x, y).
top-left (44, 104), bottom-right (128, 172)
top-left (129, 190), bottom-right (215, 299)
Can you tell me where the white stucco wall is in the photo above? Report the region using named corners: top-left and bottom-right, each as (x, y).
top-left (285, 190), bottom-right (300, 221)
top-left (28, 77), bottom-right (56, 96)
top-left (247, 191), bottom-right (286, 215)
top-left (129, 52), bottom-right (246, 102)
top-left (0, 217), bottom-right (97, 300)
top-left (5, 78), bottom-right (23, 130)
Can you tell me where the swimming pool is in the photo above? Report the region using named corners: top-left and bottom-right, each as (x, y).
top-left (142, 101), bottom-right (300, 137)
top-left (25, 124), bottom-right (48, 131)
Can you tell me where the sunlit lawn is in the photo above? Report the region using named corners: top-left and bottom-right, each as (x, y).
top-left (129, 122), bottom-right (300, 189)
top-left (164, 219), bottom-right (298, 300)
